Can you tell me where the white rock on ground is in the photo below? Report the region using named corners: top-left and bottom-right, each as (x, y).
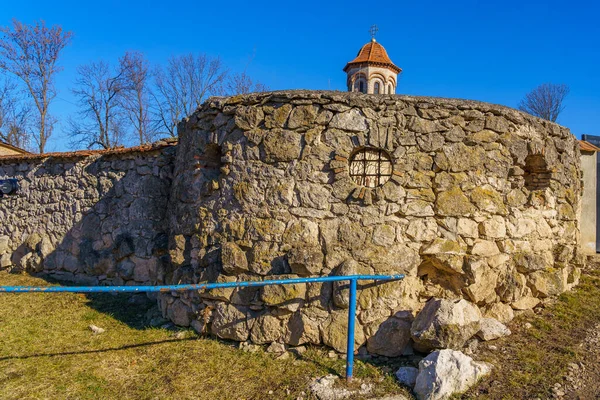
top-left (88, 325), bottom-right (105, 334)
top-left (413, 349), bottom-right (492, 400)
top-left (309, 374), bottom-right (373, 400)
top-left (395, 366), bottom-right (419, 388)
top-left (476, 318), bottom-right (511, 341)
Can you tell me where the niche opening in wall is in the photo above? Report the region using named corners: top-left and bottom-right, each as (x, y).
top-left (524, 154), bottom-right (551, 191)
top-left (196, 143), bottom-right (223, 181)
top-left (348, 147), bottom-right (392, 188)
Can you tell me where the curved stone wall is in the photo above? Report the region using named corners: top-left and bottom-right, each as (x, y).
top-left (161, 90), bottom-right (583, 354)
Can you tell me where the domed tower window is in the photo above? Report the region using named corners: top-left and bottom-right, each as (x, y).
top-left (343, 36), bottom-right (402, 95)
top-left (349, 147), bottom-right (393, 187)
top-left (388, 84), bottom-right (393, 94)
top-left (353, 78), bottom-right (367, 94)
top-left (374, 82), bottom-right (380, 94)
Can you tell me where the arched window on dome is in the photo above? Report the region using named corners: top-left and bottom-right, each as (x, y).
top-left (387, 84), bottom-right (393, 94)
top-left (374, 82), bottom-right (380, 94)
top-left (353, 77), bottom-right (367, 93)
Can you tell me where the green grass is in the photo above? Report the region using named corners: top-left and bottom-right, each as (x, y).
top-left (465, 268), bottom-right (600, 399)
top-left (6, 267), bottom-right (599, 400)
top-left (0, 272), bottom-right (408, 400)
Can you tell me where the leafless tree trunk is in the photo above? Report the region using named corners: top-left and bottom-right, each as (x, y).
top-left (152, 53), bottom-right (227, 136)
top-left (119, 51), bottom-right (154, 145)
top-left (0, 77), bottom-right (31, 149)
top-left (0, 19), bottom-right (72, 153)
top-left (69, 60), bottom-right (126, 149)
top-left (518, 83), bottom-right (570, 122)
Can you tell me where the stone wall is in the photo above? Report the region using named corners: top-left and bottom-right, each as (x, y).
top-left (0, 90), bottom-right (586, 356)
top-left (161, 90), bottom-right (584, 355)
top-left (0, 141), bottom-right (176, 286)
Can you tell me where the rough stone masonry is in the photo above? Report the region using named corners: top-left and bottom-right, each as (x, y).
top-left (0, 91), bottom-right (585, 356)
top-left (0, 141), bottom-right (176, 286)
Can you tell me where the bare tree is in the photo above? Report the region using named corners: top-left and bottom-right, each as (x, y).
top-left (226, 71), bottom-right (269, 95)
top-left (152, 53), bottom-right (227, 136)
top-left (0, 77), bottom-right (31, 149)
top-left (0, 19), bottom-right (73, 153)
top-left (119, 51), bottom-right (154, 145)
top-left (225, 52), bottom-right (269, 95)
top-left (518, 83), bottom-right (570, 122)
top-left (69, 60), bottom-right (127, 149)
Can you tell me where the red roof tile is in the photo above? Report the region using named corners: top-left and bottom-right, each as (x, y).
top-left (0, 138), bottom-right (177, 163)
top-left (580, 140), bottom-right (600, 152)
top-left (343, 39), bottom-right (401, 73)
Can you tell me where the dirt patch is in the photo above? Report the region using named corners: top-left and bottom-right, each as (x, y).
top-left (559, 322), bottom-right (600, 399)
top-left (464, 261), bottom-right (600, 399)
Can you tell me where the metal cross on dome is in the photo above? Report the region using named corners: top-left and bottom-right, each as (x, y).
top-left (369, 25), bottom-right (379, 40)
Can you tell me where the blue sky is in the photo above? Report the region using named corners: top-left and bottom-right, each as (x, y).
top-left (2, 0), bottom-right (599, 151)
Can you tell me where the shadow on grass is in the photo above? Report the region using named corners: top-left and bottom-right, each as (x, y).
top-left (0, 337), bottom-right (197, 361)
top-left (35, 273), bottom-right (162, 330)
top-left (18, 272), bottom-right (411, 385)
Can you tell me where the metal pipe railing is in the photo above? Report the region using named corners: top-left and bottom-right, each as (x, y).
top-left (0, 273), bottom-right (404, 381)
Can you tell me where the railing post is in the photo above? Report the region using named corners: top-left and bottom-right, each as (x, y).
top-left (345, 277), bottom-right (357, 382)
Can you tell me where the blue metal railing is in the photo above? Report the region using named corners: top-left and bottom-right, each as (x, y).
top-left (0, 274), bottom-right (404, 381)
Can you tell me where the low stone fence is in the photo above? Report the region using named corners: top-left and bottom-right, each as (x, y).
top-left (0, 141), bottom-right (176, 286)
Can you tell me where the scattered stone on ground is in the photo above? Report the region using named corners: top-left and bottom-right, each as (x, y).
top-left (559, 322), bottom-right (600, 398)
top-left (412, 349), bottom-right (492, 400)
top-left (395, 366), bottom-right (419, 388)
top-left (463, 338), bottom-right (480, 356)
top-left (88, 324), bottom-right (105, 334)
top-left (309, 374), bottom-right (373, 400)
top-left (289, 345), bottom-right (307, 356)
top-left (173, 331), bottom-right (187, 339)
top-left (239, 341), bottom-right (261, 353)
top-left (266, 341), bottom-right (286, 354)
top-left (476, 317), bottom-right (511, 341)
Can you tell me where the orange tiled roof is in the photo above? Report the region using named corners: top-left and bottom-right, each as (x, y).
top-left (343, 39), bottom-right (401, 73)
top-left (580, 140), bottom-right (600, 152)
top-left (0, 138), bottom-right (177, 163)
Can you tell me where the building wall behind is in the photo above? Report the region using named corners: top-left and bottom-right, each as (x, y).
top-left (580, 151), bottom-right (597, 253)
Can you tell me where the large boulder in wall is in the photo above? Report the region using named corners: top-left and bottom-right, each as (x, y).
top-left (410, 298), bottom-right (481, 352)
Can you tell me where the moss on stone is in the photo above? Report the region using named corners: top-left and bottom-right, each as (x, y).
top-left (436, 186), bottom-right (475, 216)
top-left (471, 186), bottom-right (507, 214)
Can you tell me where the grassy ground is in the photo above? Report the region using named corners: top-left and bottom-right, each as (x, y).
top-left (0, 272), bottom-right (407, 400)
top-left (465, 266), bottom-right (600, 399)
top-left (4, 267), bottom-right (600, 400)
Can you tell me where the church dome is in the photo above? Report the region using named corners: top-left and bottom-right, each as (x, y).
top-left (343, 39), bottom-right (401, 73)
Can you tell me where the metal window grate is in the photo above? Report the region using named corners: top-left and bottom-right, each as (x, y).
top-left (349, 148), bottom-right (392, 188)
